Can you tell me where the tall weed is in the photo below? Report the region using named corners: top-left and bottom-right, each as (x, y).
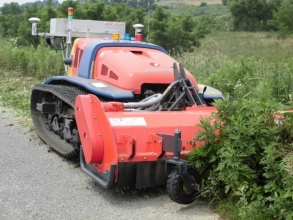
top-left (0, 38), bottom-right (64, 78)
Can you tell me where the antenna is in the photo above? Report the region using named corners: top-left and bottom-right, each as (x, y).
top-left (133, 24), bottom-right (144, 41)
top-left (28, 17), bottom-right (40, 36)
top-left (147, 0), bottom-right (150, 42)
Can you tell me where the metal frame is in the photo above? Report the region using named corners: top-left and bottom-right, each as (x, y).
top-left (161, 63), bottom-right (205, 110)
top-left (163, 130), bottom-right (197, 191)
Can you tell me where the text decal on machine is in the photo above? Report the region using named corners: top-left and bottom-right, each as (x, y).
top-left (109, 117), bottom-right (147, 126)
top-left (104, 22), bottom-right (125, 27)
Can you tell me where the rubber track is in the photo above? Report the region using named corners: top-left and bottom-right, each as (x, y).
top-left (31, 84), bottom-right (87, 159)
top-left (33, 84), bottom-right (86, 108)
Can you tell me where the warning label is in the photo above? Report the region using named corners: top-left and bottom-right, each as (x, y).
top-left (109, 117), bottom-right (147, 126)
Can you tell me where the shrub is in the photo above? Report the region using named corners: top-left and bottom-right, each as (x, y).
top-left (200, 2), bottom-right (208, 7)
top-left (188, 97), bottom-right (293, 219)
top-left (222, 0), bottom-right (228, 6)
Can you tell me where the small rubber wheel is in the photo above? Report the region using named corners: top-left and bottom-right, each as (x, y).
top-left (166, 165), bottom-right (201, 204)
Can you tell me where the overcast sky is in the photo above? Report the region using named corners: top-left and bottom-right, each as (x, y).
top-left (0, 0), bottom-right (64, 7)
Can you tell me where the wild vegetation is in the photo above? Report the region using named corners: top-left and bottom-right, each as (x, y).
top-left (1, 0), bottom-right (293, 219)
top-left (178, 30), bottom-right (293, 219)
top-left (188, 97), bottom-right (293, 219)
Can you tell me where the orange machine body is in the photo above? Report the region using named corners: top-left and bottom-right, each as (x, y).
top-left (68, 39), bottom-right (199, 94)
top-left (75, 94), bottom-right (216, 187)
top-left (42, 38), bottom-right (220, 188)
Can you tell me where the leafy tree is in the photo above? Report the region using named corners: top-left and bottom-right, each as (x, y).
top-left (199, 2), bottom-right (207, 7)
top-left (76, 1), bottom-right (106, 20)
top-left (56, 0), bottom-right (79, 18)
top-left (102, 5), bottom-right (120, 21)
top-left (222, 0), bottom-right (228, 6)
top-left (266, 0), bottom-right (284, 8)
top-left (149, 7), bottom-right (208, 55)
top-left (37, 4), bottom-right (58, 34)
top-left (17, 3), bottom-right (43, 46)
top-left (15, 3), bottom-right (57, 46)
top-left (115, 6), bottom-right (145, 34)
top-left (148, 7), bottom-right (169, 50)
top-left (0, 1), bottom-right (206, 52)
top-left (274, 0), bottom-right (293, 36)
top-left (0, 3), bottom-right (24, 38)
top-left (0, 2), bottom-right (23, 15)
top-left (229, 0), bottom-right (282, 31)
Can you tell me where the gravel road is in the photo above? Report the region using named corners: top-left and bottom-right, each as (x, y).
top-left (0, 105), bottom-right (219, 220)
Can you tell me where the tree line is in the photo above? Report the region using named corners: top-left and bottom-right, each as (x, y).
top-left (227, 0), bottom-right (293, 35)
top-left (0, 0), bottom-right (208, 55)
top-left (0, 0), bottom-right (293, 54)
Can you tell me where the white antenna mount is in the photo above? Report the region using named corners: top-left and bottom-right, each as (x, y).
top-left (28, 17), bottom-right (41, 36)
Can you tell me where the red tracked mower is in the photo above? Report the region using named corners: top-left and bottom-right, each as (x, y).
top-left (29, 9), bottom-right (221, 204)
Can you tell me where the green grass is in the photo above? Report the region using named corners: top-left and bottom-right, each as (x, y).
top-left (160, 3), bottom-right (231, 32)
top-left (0, 70), bottom-right (42, 126)
top-left (216, 200), bottom-right (241, 220)
top-left (0, 37), bottom-right (64, 126)
top-left (176, 31), bottom-right (293, 71)
top-left (173, 31), bottom-right (293, 105)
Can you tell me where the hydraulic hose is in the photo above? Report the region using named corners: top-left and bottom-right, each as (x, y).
top-left (123, 93), bottom-right (163, 110)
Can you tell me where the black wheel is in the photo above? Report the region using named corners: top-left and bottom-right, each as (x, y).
top-left (166, 165), bottom-right (201, 204)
